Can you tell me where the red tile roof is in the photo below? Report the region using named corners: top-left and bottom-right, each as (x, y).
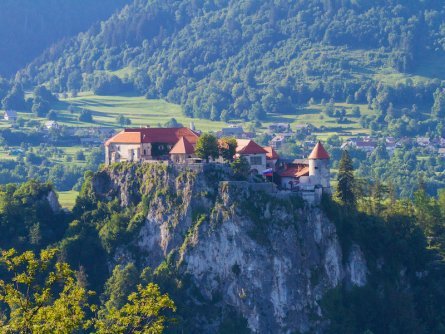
top-left (127, 127), bottom-right (199, 144)
top-left (308, 141), bottom-right (330, 160)
top-left (279, 166), bottom-right (310, 178)
top-left (169, 137), bottom-right (195, 154)
top-left (236, 139), bottom-right (268, 155)
top-left (106, 127), bottom-right (199, 146)
top-left (105, 131), bottom-right (141, 146)
top-left (264, 146), bottom-right (279, 160)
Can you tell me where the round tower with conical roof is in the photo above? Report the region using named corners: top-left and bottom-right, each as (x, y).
top-left (308, 141), bottom-right (331, 193)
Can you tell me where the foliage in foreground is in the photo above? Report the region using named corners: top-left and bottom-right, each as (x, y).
top-left (0, 248), bottom-right (175, 334)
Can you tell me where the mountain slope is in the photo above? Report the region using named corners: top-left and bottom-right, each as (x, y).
top-left (17, 0), bottom-right (445, 121)
top-left (0, 0), bottom-right (130, 76)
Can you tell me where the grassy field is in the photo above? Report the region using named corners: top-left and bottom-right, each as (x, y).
top-left (265, 102), bottom-right (373, 140)
top-left (58, 190), bottom-right (79, 209)
top-left (53, 94), bottom-right (227, 131)
top-left (50, 93), bottom-right (371, 139)
top-left (1, 93), bottom-right (374, 141)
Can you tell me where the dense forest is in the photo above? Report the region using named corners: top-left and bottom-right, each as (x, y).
top-left (0, 0), bottom-right (130, 76)
top-left (14, 0), bottom-right (445, 122)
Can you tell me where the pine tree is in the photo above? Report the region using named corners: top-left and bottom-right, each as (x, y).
top-left (336, 150), bottom-right (356, 208)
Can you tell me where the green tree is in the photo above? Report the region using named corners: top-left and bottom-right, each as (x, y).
top-left (336, 150), bottom-right (356, 208)
top-left (219, 137), bottom-right (237, 162)
top-left (163, 118), bottom-right (182, 128)
top-left (94, 283), bottom-right (175, 334)
top-left (116, 115), bottom-right (131, 127)
top-left (101, 264), bottom-right (139, 312)
top-left (0, 248), bottom-right (92, 333)
top-left (47, 109), bottom-right (58, 121)
top-left (76, 150), bottom-right (86, 161)
top-left (79, 109), bottom-right (93, 122)
top-left (230, 157), bottom-right (250, 180)
top-left (195, 133), bottom-right (219, 163)
top-left (2, 86), bottom-right (26, 111)
top-left (432, 88), bottom-right (445, 119)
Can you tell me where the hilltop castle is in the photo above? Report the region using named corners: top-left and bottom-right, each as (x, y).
top-left (104, 127), bottom-right (330, 201)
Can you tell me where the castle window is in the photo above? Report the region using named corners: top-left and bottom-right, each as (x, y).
top-left (250, 156), bottom-right (263, 165)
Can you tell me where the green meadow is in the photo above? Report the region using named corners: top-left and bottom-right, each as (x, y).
top-left (57, 190), bottom-right (79, 209)
top-left (7, 93), bottom-right (371, 139)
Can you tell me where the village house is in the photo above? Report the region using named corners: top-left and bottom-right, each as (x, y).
top-left (270, 135), bottom-right (285, 149)
top-left (219, 126), bottom-right (245, 138)
top-left (268, 123), bottom-right (291, 133)
top-left (45, 121), bottom-right (60, 130)
top-left (417, 137), bottom-right (430, 147)
top-left (3, 110), bottom-right (17, 123)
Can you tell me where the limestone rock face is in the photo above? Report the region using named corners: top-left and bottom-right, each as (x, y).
top-left (346, 244), bottom-right (368, 288)
top-left (93, 164), bottom-right (367, 333)
top-left (46, 190), bottom-right (61, 213)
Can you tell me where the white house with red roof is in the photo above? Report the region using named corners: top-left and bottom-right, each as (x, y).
top-left (235, 139), bottom-right (268, 173)
top-left (169, 136), bottom-right (197, 164)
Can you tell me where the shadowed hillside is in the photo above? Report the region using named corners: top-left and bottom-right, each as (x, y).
top-left (0, 0), bottom-right (130, 76)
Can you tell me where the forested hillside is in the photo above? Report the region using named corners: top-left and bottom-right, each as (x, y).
top-left (0, 0), bottom-right (130, 76)
top-left (18, 0), bottom-right (445, 121)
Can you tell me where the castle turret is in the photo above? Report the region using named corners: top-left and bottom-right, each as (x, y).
top-left (308, 141), bottom-right (331, 193)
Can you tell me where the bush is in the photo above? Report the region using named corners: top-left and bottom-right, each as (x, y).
top-left (76, 151), bottom-right (86, 161)
top-left (47, 109), bottom-right (58, 120)
top-left (78, 109), bottom-right (93, 122)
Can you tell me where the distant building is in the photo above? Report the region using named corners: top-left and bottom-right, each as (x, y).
top-left (342, 138), bottom-right (376, 153)
top-left (270, 135), bottom-right (285, 149)
top-left (268, 123), bottom-right (291, 133)
top-left (4, 110), bottom-right (17, 122)
top-left (45, 121), bottom-right (60, 130)
top-left (417, 137), bottom-right (430, 147)
top-left (220, 126), bottom-right (244, 137)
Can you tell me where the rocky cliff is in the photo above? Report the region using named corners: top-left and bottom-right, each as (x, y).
top-left (90, 163), bottom-right (367, 333)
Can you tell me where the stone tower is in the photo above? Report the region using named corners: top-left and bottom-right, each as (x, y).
top-left (308, 141), bottom-right (331, 193)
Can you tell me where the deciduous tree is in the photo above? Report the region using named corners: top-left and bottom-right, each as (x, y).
top-left (219, 137), bottom-right (237, 162)
top-left (195, 133), bottom-right (219, 163)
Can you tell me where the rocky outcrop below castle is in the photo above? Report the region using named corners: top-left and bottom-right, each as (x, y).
top-left (90, 163), bottom-right (367, 333)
